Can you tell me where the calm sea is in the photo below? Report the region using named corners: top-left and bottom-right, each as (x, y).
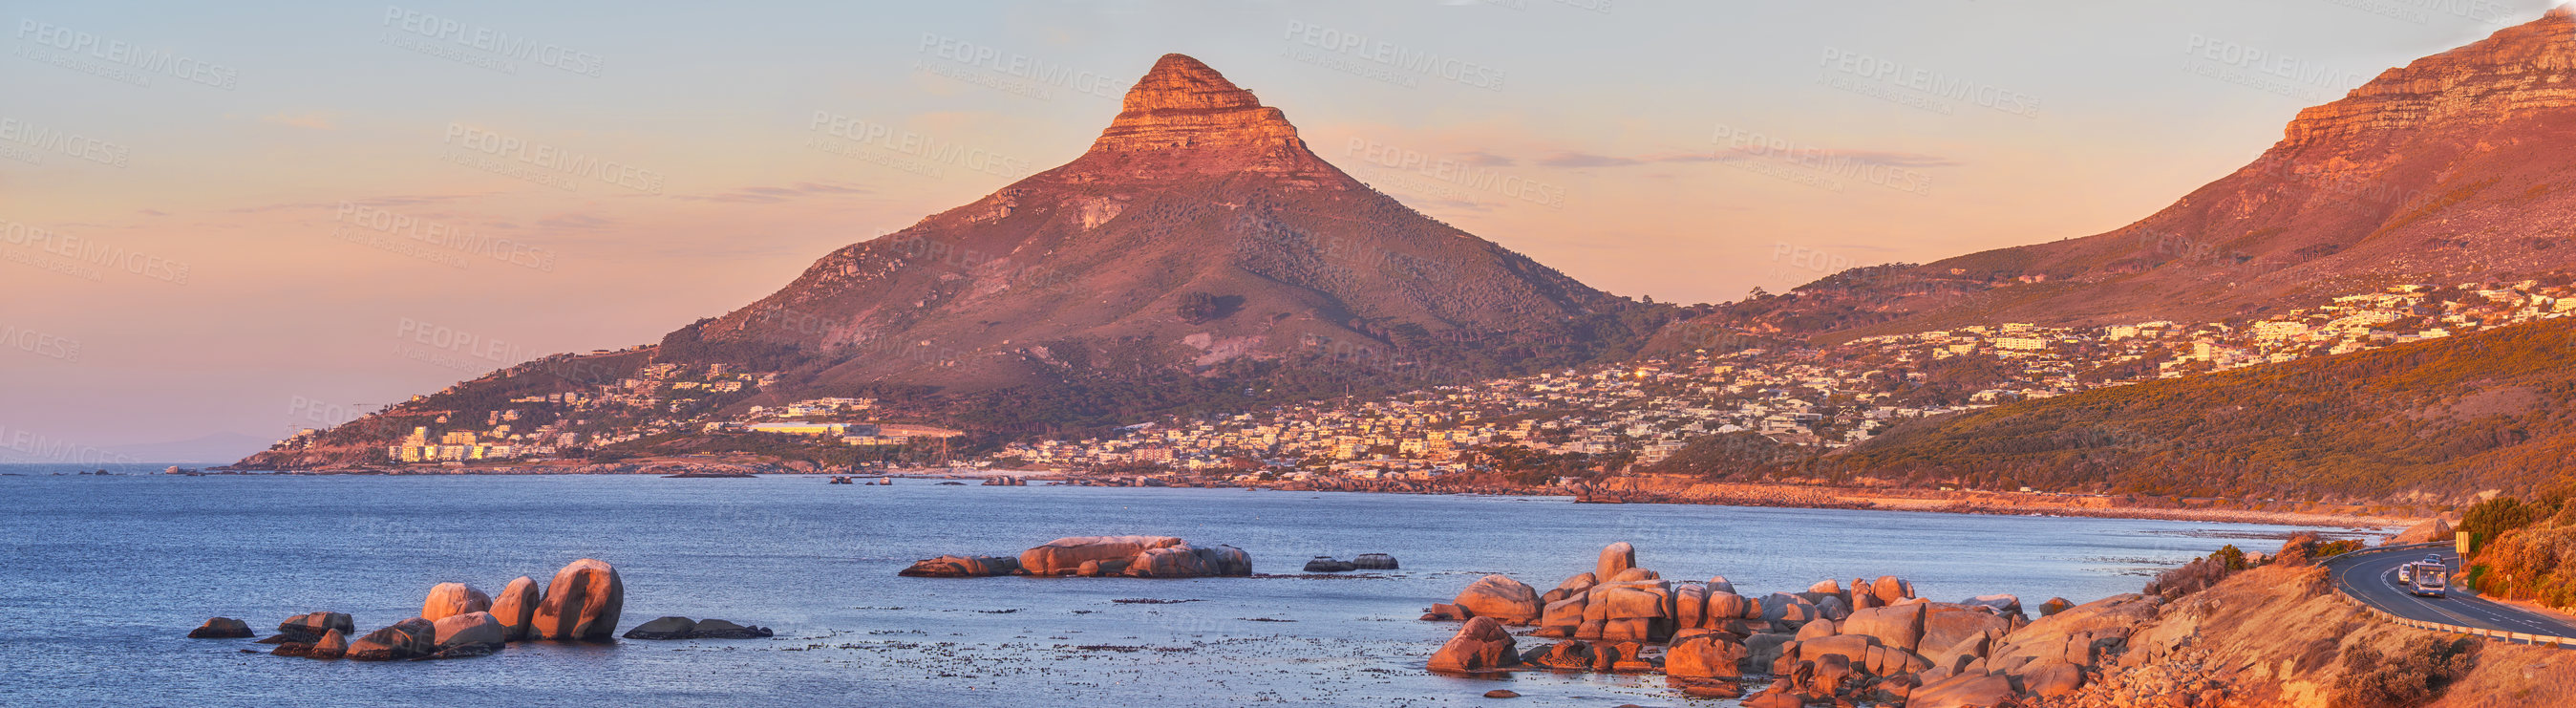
top-left (0, 463), bottom-right (2378, 706)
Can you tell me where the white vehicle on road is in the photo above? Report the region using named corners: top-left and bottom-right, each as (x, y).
top-left (2407, 561), bottom-right (2449, 597)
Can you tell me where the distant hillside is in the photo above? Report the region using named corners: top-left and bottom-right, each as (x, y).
top-left (1823, 317), bottom-right (2576, 503)
top-left (1650, 8), bottom-right (2576, 351)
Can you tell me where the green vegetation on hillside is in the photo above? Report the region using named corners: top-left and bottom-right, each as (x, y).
top-left (1826, 318), bottom-right (2576, 500)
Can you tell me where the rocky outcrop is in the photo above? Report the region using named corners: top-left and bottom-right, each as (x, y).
top-left (347, 617), bottom-right (437, 661)
top-left (1352, 553), bottom-right (1399, 569)
top-left (622, 616), bottom-right (775, 640)
top-left (1426, 616), bottom-right (1519, 673)
top-left (422, 582), bottom-right (492, 622)
top-left (188, 617), bottom-right (252, 638)
top-left (908, 536), bottom-right (1251, 579)
top-left (531, 558), bottom-right (624, 641)
top-left (307, 628), bottom-right (348, 659)
top-left (265, 611), bottom-right (353, 644)
top-left (489, 576), bottom-right (540, 641)
top-left (1450, 575), bottom-right (1543, 625)
top-left (1302, 557), bottom-right (1357, 572)
top-left (899, 555), bottom-right (1021, 577)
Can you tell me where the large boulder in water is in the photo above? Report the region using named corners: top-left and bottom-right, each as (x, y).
top-left (489, 576), bottom-right (540, 641)
top-left (623, 616), bottom-right (697, 640)
top-left (188, 617), bottom-right (253, 638)
top-left (1019, 535), bottom-right (1182, 575)
top-left (1125, 543), bottom-right (1249, 578)
top-left (422, 582), bottom-right (492, 622)
top-left (1452, 575), bottom-right (1543, 625)
top-left (266, 611), bottom-right (353, 644)
top-left (307, 628), bottom-right (349, 659)
top-left (428, 611), bottom-right (506, 658)
top-left (1596, 542), bottom-right (1635, 581)
top-left (347, 617), bottom-right (436, 660)
top-left (900, 555), bottom-right (1020, 577)
top-left (1303, 557), bottom-right (1358, 572)
top-left (531, 558), bottom-right (624, 641)
top-left (1427, 616), bottom-right (1519, 673)
top-left (1352, 553), bottom-right (1398, 569)
top-left (689, 618), bottom-right (774, 639)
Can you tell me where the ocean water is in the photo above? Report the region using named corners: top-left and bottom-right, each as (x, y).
top-left (0, 464), bottom-right (2379, 707)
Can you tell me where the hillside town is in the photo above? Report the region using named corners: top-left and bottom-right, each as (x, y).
top-left (999, 278), bottom-right (2576, 483)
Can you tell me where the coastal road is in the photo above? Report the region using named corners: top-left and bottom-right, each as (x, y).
top-left (2330, 545), bottom-right (2576, 643)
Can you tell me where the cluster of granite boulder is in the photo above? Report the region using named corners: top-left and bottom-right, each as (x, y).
top-left (901, 535), bottom-right (1252, 578)
top-left (188, 558), bottom-right (626, 661)
top-left (1425, 543), bottom-right (2097, 707)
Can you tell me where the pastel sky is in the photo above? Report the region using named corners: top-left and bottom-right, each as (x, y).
top-left (2, 0), bottom-right (2563, 460)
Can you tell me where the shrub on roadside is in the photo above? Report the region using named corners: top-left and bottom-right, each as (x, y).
top-left (2331, 634), bottom-right (2477, 708)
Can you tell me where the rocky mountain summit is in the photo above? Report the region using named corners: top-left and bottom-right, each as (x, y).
top-left (1656, 7), bottom-right (2576, 346)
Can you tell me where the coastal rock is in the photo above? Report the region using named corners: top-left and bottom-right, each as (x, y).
top-left (1869, 575), bottom-right (1913, 605)
top-left (307, 628), bottom-right (348, 659)
top-left (1596, 542), bottom-right (1635, 581)
top-left (2038, 597), bottom-right (2074, 616)
top-left (1482, 689), bottom-right (1519, 698)
top-left (1985, 593), bottom-right (2158, 673)
top-left (1962, 594), bottom-right (2023, 616)
top-left (1922, 605), bottom-right (2013, 656)
top-left (1303, 557), bottom-right (1357, 572)
top-left (1842, 603), bottom-right (1927, 653)
top-left (1706, 590), bottom-right (1751, 622)
top-left (489, 576), bottom-right (540, 641)
top-left (1909, 672), bottom-right (2018, 708)
top-left (1352, 553), bottom-right (1399, 569)
top-left (1795, 617), bottom-right (1838, 641)
top-left (431, 611), bottom-right (506, 651)
top-left (688, 618), bottom-right (774, 639)
top-left (421, 582), bottom-right (492, 622)
top-left (1705, 576), bottom-right (1736, 595)
top-left (1665, 633), bottom-right (1747, 679)
top-left (189, 617), bottom-right (253, 638)
top-left (1760, 592), bottom-right (1815, 624)
top-left (1745, 633), bottom-right (1797, 672)
top-left (1674, 583), bottom-right (1708, 629)
top-left (269, 611), bottom-right (353, 644)
top-left (624, 616), bottom-right (697, 640)
top-left (1608, 567), bottom-right (1659, 582)
top-left (1537, 595), bottom-right (1586, 636)
top-left (1454, 575), bottom-right (1543, 625)
top-left (1019, 535), bottom-right (1183, 575)
top-left (900, 555), bottom-right (1020, 577)
top-left (1521, 640), bottom-right (1595, 671)
top-left (1426, 616), bottom-right (1519, 673)
top-left (1797, 633), bottom-right (1878, 665)
top-left (2023, 656), bottom-right (2087, 697)
top-left (531, 558), bottom-right (624, 641)
top-left (1815, 594), bottom-right (1852, 621)
top-left (1541, 572), bottom-right (1597, 604)
top-left (347, 617), bottom-right (436, 661)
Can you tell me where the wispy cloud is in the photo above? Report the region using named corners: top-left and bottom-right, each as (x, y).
top-left (1538, 148), bottom-right (1958, 169)
top-left (673, 181), bottom-right (870, 204)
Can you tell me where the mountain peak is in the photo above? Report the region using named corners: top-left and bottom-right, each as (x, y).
top-left (1089, 54), bottom-right (1303, 153)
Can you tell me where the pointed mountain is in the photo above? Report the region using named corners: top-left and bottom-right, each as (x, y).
top-left (665, 54), bottom-right (1640, 413)
top-left (239, 54), bottom-right (1658, 467)
top-left (1660, 8), bottom-right (2576, 346)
